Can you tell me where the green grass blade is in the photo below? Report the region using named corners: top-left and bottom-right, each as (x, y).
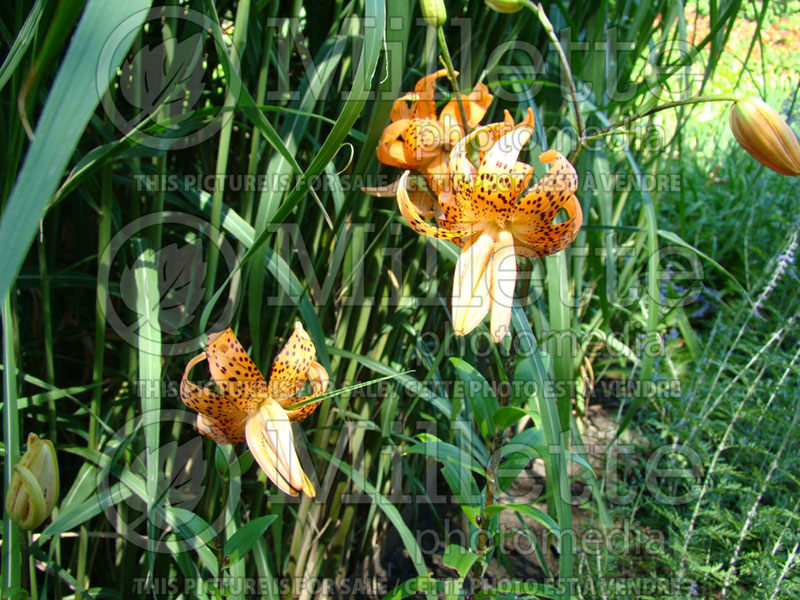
top-left (1, 294), bottom-right (21, 593)
top-left (0, 0), bottom-right (153, 301)
top-left (0, 0), bottom-right (46, 92)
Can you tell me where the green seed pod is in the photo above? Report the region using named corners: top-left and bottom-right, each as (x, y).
top-left (5, 433), bottom-right (60, 530)
top-left (420, 0), bottom-right (447, 27)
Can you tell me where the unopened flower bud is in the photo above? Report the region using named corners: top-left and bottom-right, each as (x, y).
top-left (485, 0), bottom-right (524, 13)
top-left (5, 434), bottom-right (60, 530)
top-left (729, 98), bottom-right (800, 176)
top-left (420, 0), bottom-right (447, 27)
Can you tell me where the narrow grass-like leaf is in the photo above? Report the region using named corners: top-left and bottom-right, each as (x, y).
top-left (0, 0), bottom-right (153, 301)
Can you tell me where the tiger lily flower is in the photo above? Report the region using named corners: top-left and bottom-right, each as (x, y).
top-left (376, 69), bottom-right (493, 194)
top-left (397, 108), bottom-right (583, 342)
top-left (180, 323), bottom-right (328, 497)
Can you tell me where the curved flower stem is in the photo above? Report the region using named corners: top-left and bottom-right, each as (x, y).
top-left (437, 26), bottom-right (470, 133)
top-left (569, 95), bottom-right (741, 162)
top-left (524, 2), bottom-right (584, 142)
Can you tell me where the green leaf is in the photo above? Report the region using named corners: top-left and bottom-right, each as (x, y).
top-left (484, 504), bottom-right (560, 540)
top-left (443, 543), bottom-right (481, 577)
top-left (475, 579), bottom-right (567, 599)
top-left (442, 544), bottom-right (481, 600)
top-left (0, 0), bottom-right (46, 92)
top-left (440, 460), bottom-right (482, 526)
top-left (224, 515), bottom-right (277, 567)
top-left (492, 406), bottom-right (532, 431)
top-left (450, 357), bottom-right (499, 440)
top-left (381, 574), bottom-right (440, 600)
top-left (497, 428), bottom-right (545, 491)
top-left (404, 434), bottom-right (487, 476)
top-left (0, 0), bottom-right (153, 301)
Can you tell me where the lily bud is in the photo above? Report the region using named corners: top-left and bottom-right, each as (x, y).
top-left (5, 433), bottom-right (60, 530)
top-left (485, 0), bottom-right (524, 13)
top-left (729, 98), bottom-right (800, 176)
top-left (420, 0), bottom-right (447, 27)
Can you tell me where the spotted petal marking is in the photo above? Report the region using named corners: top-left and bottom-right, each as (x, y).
top-left (512, 195), bottom-right (583, 258)
top-left (281, 361), bottom-right (329, 422)
top-left (471, 126), bottom-right (535, 225)
top-left (204, 329), bottom-right (265, 415)
top-left (180, 352), bottom-right (248, 443)
top-left (266, 322), bottom-right (316, 403)
top-left (511, 150), bottom-right (579, 228)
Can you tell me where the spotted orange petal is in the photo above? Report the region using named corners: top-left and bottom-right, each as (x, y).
top-left (512, 195), bottom-right (583, 258)
top-left (449, 109), bottom-right (535, 217)
top-left (180, 352), bottom-right (248, 443)
top-left (471, 125), bottom-right (535, 225)
top-left (397, 171), bottom-right (462, 241)
top-left (511, 150), bottom-right (579, 228)
top-left (204, 329), bottom-right (265, 415)
top-left (281, 361), bottom-right (329, 422)
top-left (266, 322), bottom-right (317, 403)
top-left (402, 118), bottom-right (447, 169)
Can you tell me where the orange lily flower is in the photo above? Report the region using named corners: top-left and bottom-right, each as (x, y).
top-left (376, 69), bottom-right (493, 193)
top-left (180, 323), bottom-right (328, 497)
top-left (397, 108), bottom-right (583, 342)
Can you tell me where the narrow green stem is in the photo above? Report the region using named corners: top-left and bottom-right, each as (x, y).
top-left (205, 0), bottom-right (251, 302)
top-left (20, 532), bottom-right (30, 595)
top-left (525, 2), bottom-right (584, 142)
top-left (471, 433), bottom-right (502, 593)
top-left (437, 26), bottom-right (470, 132)
top-left (570, 95), bottom-right (741, 161)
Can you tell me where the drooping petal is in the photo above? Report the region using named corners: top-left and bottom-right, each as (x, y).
top-left (376, 118), bottom-right (413, 169)
top-left (204, 329), bottom-right (265, 414)
top-left (376, 139), bottom-right (411, 169)
top-left (180, 352), bottom-right (248, 443)
top-left (389, 96), bottom-right (413, 121)
top-left (422, 153), bottom-right (450, 196)
top-left (511, 195), bottom-right (583, 258)
top-left (396, 171), bottom-right (462, 240)
top-left (196, 413), bottom-right (245, 444)
top-left (412, 68), bottom-right (450, 119)
top-left (440, 81), bottom-right (494, 131)
top-left (511, 150), bottom-right (579, 228)
top-left (452, 230), bottom-right (496, 335)
top-left (471, 125), bottom-right (535, 225)
top-left (245, 401), bottom-right (315, 497)
top-left (266, 322), bottom-right (316, 403)
top-left (282, 361), bottom-right (330, 422)
top-left (245, 407), bottom-right (299, 497)
top-left (489, 229), bottom-right (517, 343)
